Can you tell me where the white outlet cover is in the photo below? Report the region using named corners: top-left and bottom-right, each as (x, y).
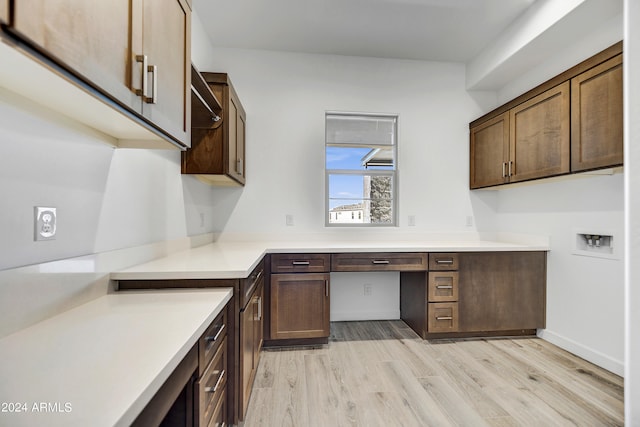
top-left (35, 207), bottom-right (56, 241)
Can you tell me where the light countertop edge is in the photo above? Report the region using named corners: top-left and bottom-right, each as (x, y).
top-left (110, 240), bottom-right (550, 281)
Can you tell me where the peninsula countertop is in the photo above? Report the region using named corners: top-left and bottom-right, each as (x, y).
top-left (0, 288), bottom-right (233, 427)
top-left (110, 238), bottom-right (550, 281)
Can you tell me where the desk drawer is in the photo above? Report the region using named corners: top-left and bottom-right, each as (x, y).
top-left (198, 337), bottom-right (227, 427)
top-left (428, 272), bottom-right (459, 302)
top-left (199, 309), bottom-right (227, 377)
top-left (429, 253), bottom-right (459, 271)
top-left (271, 253), bottom-right (330, 273)
top-left (428, 302), bottom-right (459, 333)
top-left (331, 252), bottom-right (428, 272)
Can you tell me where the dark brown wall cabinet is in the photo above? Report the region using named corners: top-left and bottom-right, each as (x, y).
top-left (183, 72), bottom-right (247, 186)
top-left (4, 0), bottom-right (192, 148)
top-left (470, 42), bottom-right (622, 189)
top-left (269, 254), bottom-right (331, 342)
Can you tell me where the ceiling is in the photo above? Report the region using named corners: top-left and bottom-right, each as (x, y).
top-left (193, 0), bottom-right (538, 62)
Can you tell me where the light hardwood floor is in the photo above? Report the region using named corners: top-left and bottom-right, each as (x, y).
top-left (244, 321), bottom-right (623, 427)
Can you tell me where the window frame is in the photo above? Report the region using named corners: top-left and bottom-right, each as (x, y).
top-left (324, 111), bottom-right (399, 227)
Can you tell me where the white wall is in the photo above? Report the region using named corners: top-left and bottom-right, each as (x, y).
top-left (474, 16), bottom-right (625, 374)
top-left (624, 0), bottom-right (640, 422)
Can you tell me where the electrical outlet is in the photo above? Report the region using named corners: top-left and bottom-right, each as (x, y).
top-left (286, 214), bottom-right (294, 226)
top-left (363, 284), bottom-right (372, 296)
top-left (34, 207), bottom-right (56, 241)
top-left (466, 215), bottom-right (474, 227)
top-left (408, 215), bottom-right (416, 226)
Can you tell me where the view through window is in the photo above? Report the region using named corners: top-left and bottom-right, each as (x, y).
top-left (325, 112), bottom-right (397, 226)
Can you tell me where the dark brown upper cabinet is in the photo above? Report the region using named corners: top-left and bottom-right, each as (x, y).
top-left (571, 54), bottom-right (623, 172)
top-left (183, 73), bottom-right (247, 186)
top-left (469, 42), bottom-right (622, 189)
top-left (2, 0), bottom-right (191, 149)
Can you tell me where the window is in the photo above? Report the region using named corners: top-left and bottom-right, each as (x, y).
top-left (325, 112), bottom-right (398, 226)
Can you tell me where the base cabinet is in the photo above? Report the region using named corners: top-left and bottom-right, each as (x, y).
top-left (270, 273), bottom-right (330, 341)
top-left (239, 279), bottom-right (263, 420)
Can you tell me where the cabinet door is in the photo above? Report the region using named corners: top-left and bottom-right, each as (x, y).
top-left (470, 112), bottom-right (509, 189)
top-left (240, 298), bottom-right (255, 418)
top-left (0, 0), bottom-right (9, 25)
top-left (227, 86), bottom-right (246, 184)
top-left (11, 0), bottom-right (140, 112)
top-left (270, 273), bottom-right (330, 340)
top-left (510, 82), bottom-right (570, 182)
top-left (458, 252), bottom-right (546, 332)
top-left (571, 54), bottom-right (623, 172)
top-left (141, 0), bottom-right (191, 146)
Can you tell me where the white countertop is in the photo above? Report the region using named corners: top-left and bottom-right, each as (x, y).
top-left (0, 288), bottom-right (232, 427)
top-left (111, 239), bottom-right (550, 281)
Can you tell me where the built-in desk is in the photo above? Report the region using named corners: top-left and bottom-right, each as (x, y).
top-left (112, 239), bottom-right (549, 425)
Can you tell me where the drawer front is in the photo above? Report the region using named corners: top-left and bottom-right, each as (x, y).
top-left (198, 337), bottom-right (227, 427)
top-left (199, 309), bottom-right (227, 377)
top-left (271, 253), bottom-right (331, 273)
top-left (207, 393), bottom-right (226, 427)
top-left (331, 252), bottom-right (428, 272)
top-left (429, 253), bottom-right (459, 271)
top-left (241, 260), bottom-right (264, 309)
top-left (428, 303), bottom-right (459, 333)
top-left (428, 272), bottom-right (459, 302)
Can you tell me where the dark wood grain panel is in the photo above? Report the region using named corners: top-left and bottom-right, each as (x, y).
top-left (399, 271), bottom-right (428, 339)
top-left (331, 252), bottom-right (428, 272)
top-left (427, 302), bottom-right (459, 333)
top-left (271, 253), bottom-right (331, 273)
top-left (470, 112), bottom-right (510, 189)
top-left (571, 54), bottom-right (623, 172)
top-left (270, 273), bottom-right (330, 340)
top-left (458, 252), bottom-right (546, 333)
top-left (428, 253), bottom-right (459, 271)
top-left (509, 81), bottom-right (570, 182)
top-left (428, 272), bottom-right (459, 302)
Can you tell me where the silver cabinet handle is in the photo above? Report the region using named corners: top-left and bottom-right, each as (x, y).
top-left (325, 280), bottom-right (329, 297)
top-left (205, 323), bottom-right (225, 342)
top-left (252, 269), bottom-right (264, 285)
top-left (435, 259), bottom-right (453, 265)
top-left (292, 261), bottom-right (310, 266)
top-left (135, 54), bottom-right (148, 98)
top-left (256, 296), bottom-right (262, 321)
top-left (435, 285), bottom-right (453, 289)
top-left (372, 260), bottom-right (390, 264)
top-left (508, 161), bottom-right (513, 177)
top-left (205, 369), bottom-right (225, 393)
top-left (502, 162), bottom-right (506, 178)
top-left (145, 64), bottom-right (158, 104)
top-left (436, 316), bottom-right (453, 321)
top-left (237, 158), bottom-right (243, 175)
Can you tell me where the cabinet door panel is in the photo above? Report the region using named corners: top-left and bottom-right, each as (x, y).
top-left (142, 0), bottom-right (190, 145)
top-left (11, 0), bottom-right (140, 112)
top-left (571, 55), bottom-right (623, 172)
top-left (0, 0), bottom-right (9, 25)
top-left (271, 273), bottom-right (330, 340)
top-left (470, 112), bottom-right (509, 188)
top-left (240, 299), bottom-right (255, 417)
top-left (510, 82), bottom-right (570, 182)
top-left (458, 252), bottom-right (546, 332)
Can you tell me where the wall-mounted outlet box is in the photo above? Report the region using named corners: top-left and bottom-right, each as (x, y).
top-left (573, 230), bottom-right (617, 259)
top-left (34, 207), bottom-right (56, 241)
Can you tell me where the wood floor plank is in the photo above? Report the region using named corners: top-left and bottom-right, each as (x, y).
top-left (243, 321), bottom-right (624, 427)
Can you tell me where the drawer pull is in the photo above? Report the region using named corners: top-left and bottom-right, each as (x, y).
top-left (292, 261), bottom-right (311, 266)
top-left (436, 285), bottom-right (453, 289)
top-left (436, 316), bottom-right (453, 321)
top-left (205, 324), bottom-right (225, 342)
top-left (372, 260), bottom-right (390, 264)
top-left (253, 269), bottom-right (264, 284)
top-left (435, 259), bottom-right (454, 265)
top-left (205, 369), bottom-right (226, 393)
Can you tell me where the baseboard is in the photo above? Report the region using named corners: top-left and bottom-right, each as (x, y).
top-left (330, 310), bottom-right (400, 322)
top-left (538, 329), bottom-right (624, 376)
